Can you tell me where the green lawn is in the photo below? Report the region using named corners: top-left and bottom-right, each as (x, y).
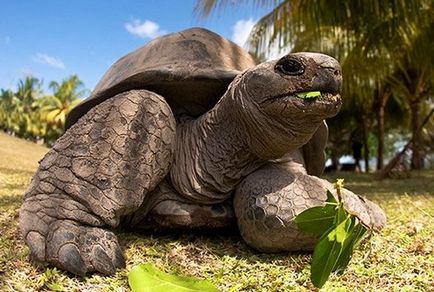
top-left (1, 131), bottom-right (433, 291)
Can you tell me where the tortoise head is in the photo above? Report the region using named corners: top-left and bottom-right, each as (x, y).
top-left (229, 52), bottom-right (342, 159)
top-left (241, 52), bottom-right (342, 120)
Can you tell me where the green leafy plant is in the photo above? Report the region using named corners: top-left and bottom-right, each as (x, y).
top-left (128, 263), bottom-right (220, 292)
top-left (295, 179), bottom-right (370, 288)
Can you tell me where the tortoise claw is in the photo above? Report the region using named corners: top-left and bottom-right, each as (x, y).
top-left (92, 245), bottom-right (116, 275)
top-left (58, 243), bottom-right (87, 276)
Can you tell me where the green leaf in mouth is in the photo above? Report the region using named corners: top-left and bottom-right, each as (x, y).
top-left (296, 91), bottom-right (321, 99)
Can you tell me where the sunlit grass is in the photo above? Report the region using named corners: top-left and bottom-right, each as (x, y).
top-left (0, 131), bottom-right (433, 291)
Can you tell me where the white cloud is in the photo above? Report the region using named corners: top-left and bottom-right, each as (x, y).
top-left (33, 53), bottom-right (65, 69)
top-left (231, 18), bottom-right (256, 47)
top-left (124, 19), bottom-right (166, 39)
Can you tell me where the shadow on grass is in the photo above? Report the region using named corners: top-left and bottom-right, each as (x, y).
top-left (117, 227), bottom-right (310, 269)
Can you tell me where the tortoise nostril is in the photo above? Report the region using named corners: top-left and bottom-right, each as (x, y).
top-left (334, 70), bottom-right (340, 76)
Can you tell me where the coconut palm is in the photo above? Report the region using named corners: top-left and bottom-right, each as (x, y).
top-left (43, 75), bottom-right (84, 125)
top-left (0, 89), bottom-right (20, 133)
top-left (41, 75), bottom-right (85, 144)
top-left (14, 76), bottom-right (43, 138)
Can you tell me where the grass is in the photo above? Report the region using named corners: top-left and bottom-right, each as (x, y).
top-left (0, 131), bottom-right (433, 291)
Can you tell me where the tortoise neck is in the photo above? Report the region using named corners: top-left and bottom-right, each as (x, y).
top-left (168, 84), bottom-right (264, 203)
top-left (169, 74), bottom-right (323, 202)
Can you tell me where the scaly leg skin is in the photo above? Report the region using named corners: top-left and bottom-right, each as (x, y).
top-left (234, 150), bottom-right (386, 252)
top-left (19, 89), bottom-right (176, 275)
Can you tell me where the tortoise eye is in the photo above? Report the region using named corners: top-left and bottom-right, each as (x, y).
top-left (275, 57), bottom-right (305, 76)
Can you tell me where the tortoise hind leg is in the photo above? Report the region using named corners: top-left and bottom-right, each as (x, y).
top-left (19, 89), bottom-right (176, 275)
top-left (128, 180), bottom-right (235, 231)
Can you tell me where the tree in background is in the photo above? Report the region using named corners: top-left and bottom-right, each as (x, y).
top-left (0, 75), bottom-right (86, 145)
top-left (196, 0), bottom-right (434, 170)
top-left (41, 75), bottom-right (85, 144)
top-left (387, 21), bottom-right (434, 169)
top-left (14, 77), bottom-right (44, 139)
top-left (0, 89), bottom-right (20, 133)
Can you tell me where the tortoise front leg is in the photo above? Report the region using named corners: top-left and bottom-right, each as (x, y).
top-left (19, 89), bottom-right (176, 275)
top-left (234, 150), bottom-right (386, 252)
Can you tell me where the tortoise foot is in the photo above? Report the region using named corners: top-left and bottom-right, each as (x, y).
top-left (23, 218), bottom-right (125, 276)
top-left (235, 164), bottom-right (386, 252)
top-left (235, 169), bottom-right (321, 252)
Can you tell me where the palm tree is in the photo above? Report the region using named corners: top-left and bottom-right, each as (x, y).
top-left (196, 0), bottom-right (433, 170)
top-left (41, 75), bottom-right (85, 143)
top-left (0, 89), bottom-right (20, 133)
top-left (14, 76), bottom-right (43, 138)
top-left (388, 20), bottom-right (434, 169)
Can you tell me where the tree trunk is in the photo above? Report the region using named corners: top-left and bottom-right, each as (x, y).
top-left (375, 89), bottom-right (390, 171)
top-left (376, 103), bottom-right (385, 170)
top-left (410, 101), bottom-right (423, 169)
top-left (361, 115), bottom-right (370, 173)
top-left (331, 152), bottom-right (339, 171)
top-left (377, 107), bottom-right (434, 179)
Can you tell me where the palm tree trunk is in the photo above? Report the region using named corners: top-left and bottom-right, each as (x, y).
top-left (375, 90), bottom-right (390, 170)
top-left (360, 115), bottom-right (370, 173)
top-left (410, 101), bottom-right (423, 169)
top-left (331, 151), bottom-right (339, 171)
top-left (377, 107), bottom-right (434, 179)
top-left (376, 103), bottom-right (385, 170)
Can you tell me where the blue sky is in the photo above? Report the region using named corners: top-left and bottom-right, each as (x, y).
top-left (0, 0), bottom-right (272, 93)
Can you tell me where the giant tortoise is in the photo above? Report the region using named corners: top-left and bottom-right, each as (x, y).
top-left (20, 27), bottom-right (386, 275)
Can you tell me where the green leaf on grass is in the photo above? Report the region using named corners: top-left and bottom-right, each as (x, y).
top-left (333, 221), bottom-right (367, 274)
top-left (295, 189), bottom-right (338, 235)
top-left (294, 183), bottom-right (373, 288)
top-left (295, 206), bottom-right (336, 235)
top-left (310, 217), bottom-right (352, 288)
top-left (128, 263), bottom-right (220, 292)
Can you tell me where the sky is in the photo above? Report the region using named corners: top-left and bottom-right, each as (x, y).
top-left (0, 0), bottom-right (273, 93)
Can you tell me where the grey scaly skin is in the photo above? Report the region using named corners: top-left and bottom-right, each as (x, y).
top-left (20, 52), bottom-right (386, 276)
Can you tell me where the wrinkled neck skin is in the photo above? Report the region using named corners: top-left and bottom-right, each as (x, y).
top-left (169, 75), bottom-right (325, 204)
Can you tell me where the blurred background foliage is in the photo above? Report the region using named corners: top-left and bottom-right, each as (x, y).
top-left (0, 75), bottom-right (86, 146)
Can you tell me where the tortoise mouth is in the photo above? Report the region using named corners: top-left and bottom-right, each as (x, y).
top-left (269, 90), bottom-right (339, 102)
top-left (261, 90), bottom-right (342, 117)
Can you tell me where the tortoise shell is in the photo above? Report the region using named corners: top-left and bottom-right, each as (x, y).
top-left (66, 27), bottom-right (257, 129)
